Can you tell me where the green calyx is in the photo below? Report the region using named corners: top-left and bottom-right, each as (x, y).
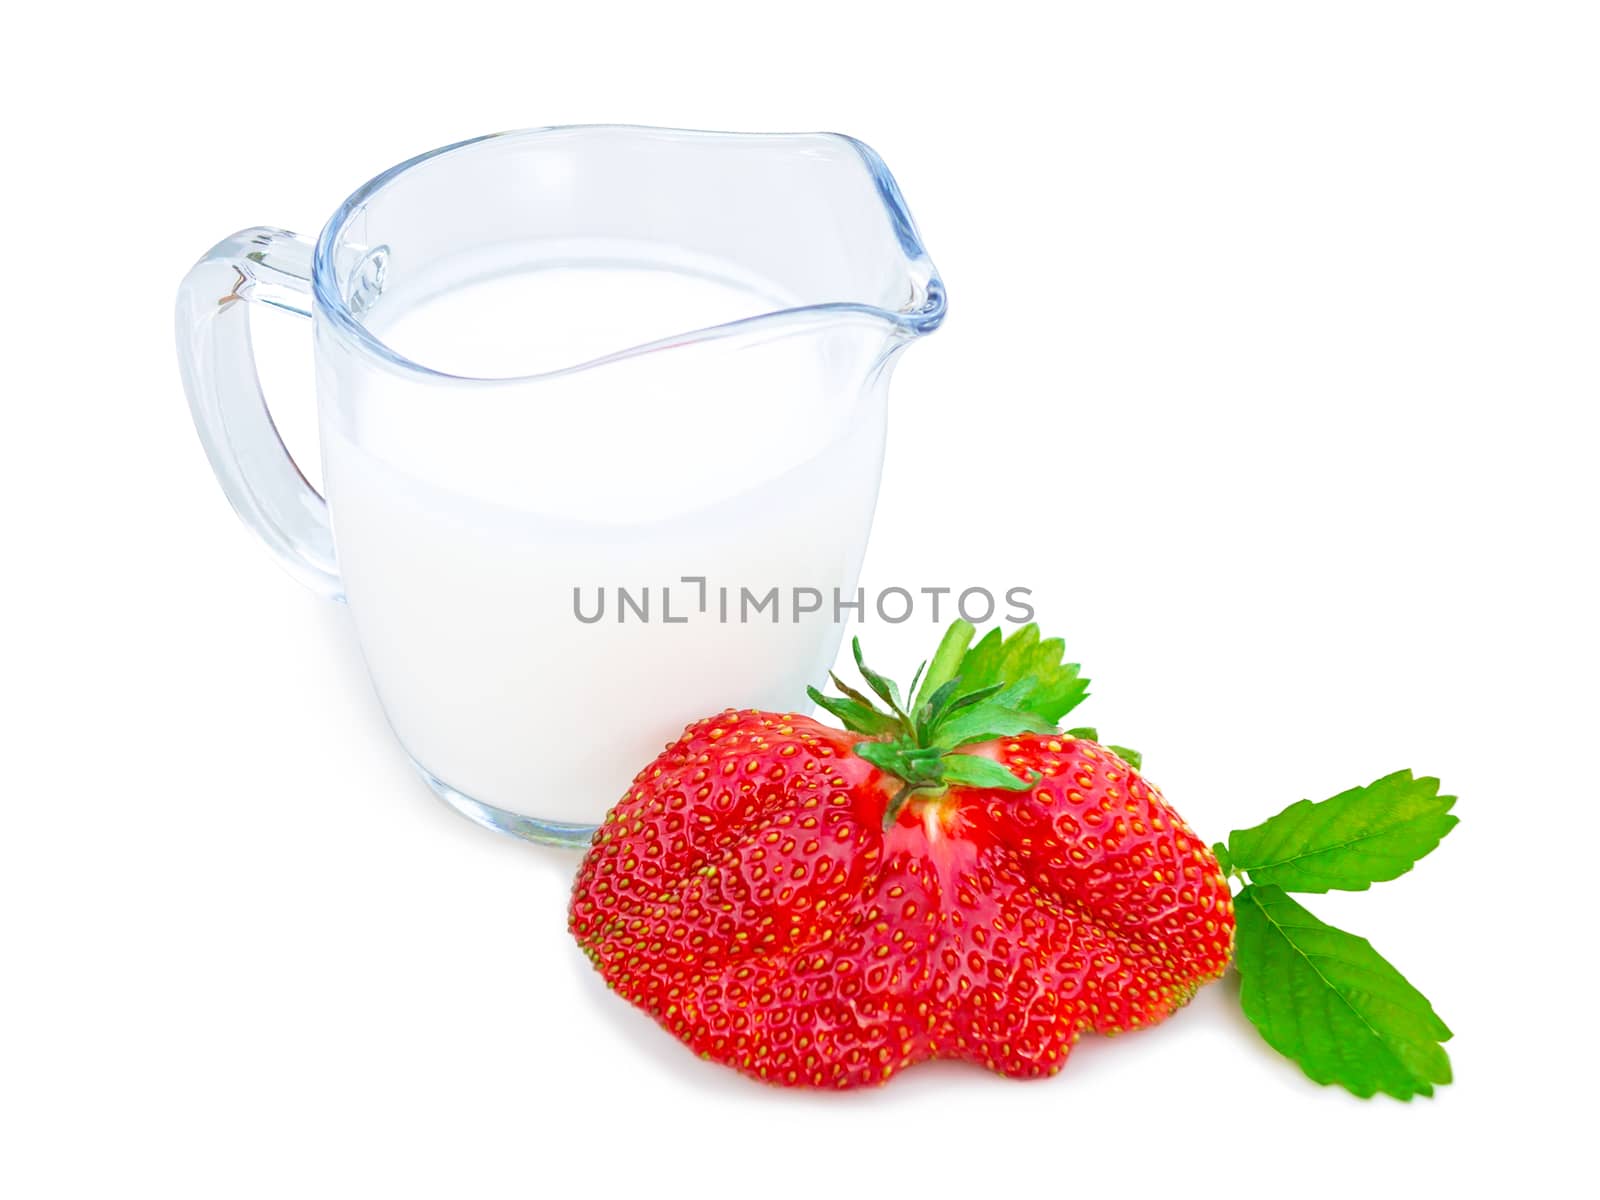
top-left (806, 620), bottom-right (1094, 830)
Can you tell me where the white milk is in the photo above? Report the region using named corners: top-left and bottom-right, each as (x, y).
top-left (320, 261), bottom-right (887, 824)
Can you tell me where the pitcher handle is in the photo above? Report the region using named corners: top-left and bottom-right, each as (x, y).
top-left (175, 227), bottom-right (342, 600)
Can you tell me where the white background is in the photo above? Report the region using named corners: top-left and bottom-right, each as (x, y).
top-left (3, 3), bottom-right (1595, 1195)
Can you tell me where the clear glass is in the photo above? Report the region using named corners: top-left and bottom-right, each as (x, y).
top-left (175, 125), bottom-right (944, 846)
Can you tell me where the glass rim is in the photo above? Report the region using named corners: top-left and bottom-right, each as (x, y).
top-left (309, 124), bottom-right (947, 384)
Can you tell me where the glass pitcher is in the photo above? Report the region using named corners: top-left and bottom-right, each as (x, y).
top-left (175, 125), bottom-right (945, 846)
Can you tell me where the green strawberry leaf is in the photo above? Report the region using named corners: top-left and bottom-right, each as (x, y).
top-left (954, 624), bottom-right (1089, 722)
top-left (805, 686), bottom-right (901, 737)
top-left (905, 659), bottom-right (928, 704)
top-left (913, 676), bottom-right (970, 741)
top-left (1234, 884), bottom-right (1452, 1100)
top-left (937, 753), bottom-right (1034, 792)
top-left (854, 740), bottom-right (943, 785)
top-left (912, 619), bottom-right (976, 712)
top-left (937, 682), bottom-right (1007, 717)
top-left (1212, 841), bottom-right (1234, 875)
top-left (928, 700), bottom-right (1056, 749)
top-left (1228, 770), bottom-right (1457, 893)
top-left (827, 672), bottom-right (884, 716)
top-left (1064, 726), bottom-right (1098, 741)
top-left (851, 638), bottom-right (907, 718)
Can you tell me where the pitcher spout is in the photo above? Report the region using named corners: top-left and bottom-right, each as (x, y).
top-left (838, 132), bottom-right (947, 338)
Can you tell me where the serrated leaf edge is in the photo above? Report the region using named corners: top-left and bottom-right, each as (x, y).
top-left (1228, 770), bottom-right (1458, 894)
top-left (1234, 884), bottom-right (1452, 1101)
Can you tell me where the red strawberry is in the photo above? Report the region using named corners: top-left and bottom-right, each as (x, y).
top-left (568, 623), bottom-right (1233, 1087)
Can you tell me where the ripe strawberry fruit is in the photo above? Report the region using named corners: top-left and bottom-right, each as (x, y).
top-left (569, 623), bottom-right (1234, 1088)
